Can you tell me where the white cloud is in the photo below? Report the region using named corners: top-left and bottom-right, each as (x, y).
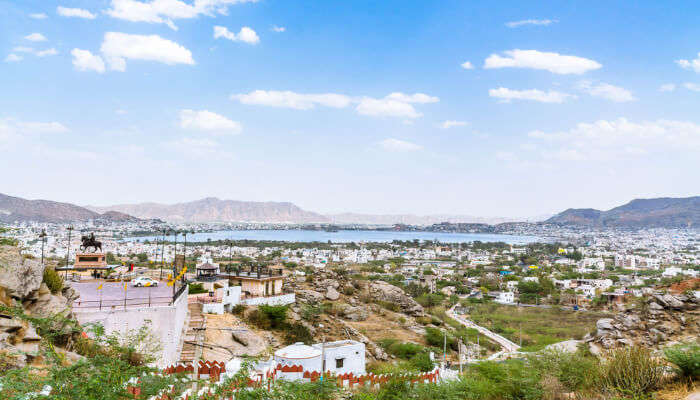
top-left (57, 6), bottom-right (96, 19)
top-left (100, 32), bottom-right (195, 71)
top-left (356, 98), bottom-right (421, 118)
top-left (16, 120), bottom-right (69, 133)
top-left (12, 46), bottom-right (34, 53)
top-left (484, 49), bottom-right (601, 75)
top-left (213, 26), bottom-right (260, 44)
top-left (505, 19), bottom-right (557, 28)
top-left (356, 92), bottom-right (438, 118)
top-left (659, 83), bottom-right (676, 92)
top-left (106, 0), bottom-right (258, 30)
top-left (1, 118), bottom-right (69, 149)
top-left (25, 33), bottom-right (47, 42)
top-left (461, 61), bottom-right (473, 70)
top-left (115, 109), bottom-right (128, 115)
top-left (35, 48), bottom-right (58, 57)
top-left (272, 25), bottom-right (285, 32)
top-left (526, 117), bottom-right (700, 161)
top-left (378, 138), bottom-right (423, 152)
top-left (231, 90), bottom-right (351, 110)
top-left (4, 54), bottom-right (23, 63)
top-left (577, 81), bottom-right (636, 102)
top-left (232, 90), bottom-right (436, 118)
top-left (439, 120), bottom-right (468, 129)
top-left (489, 87), bottom-right (575, 103)
top-left (71, 49), bottom-right (106, 73)
top-left (29, 13), bottom-right (48, 19)
top-left (684, 83), bottom-right (700, 92)
top-left (179, 109), bottom-right (242, 135)
top-left (385, 92), bottom-right (438, 104)
top-left (8, 47), bottom-right (57, 58)
top-left (676, 53), bottom-right (700, 73)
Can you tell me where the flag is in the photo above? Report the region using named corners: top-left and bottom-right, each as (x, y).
top-left (145, 281), bottom-right (151, 287)
top-left (97, 283), bottom-right (103, 290)
top-left (124, 282), bottom-right (127, 291)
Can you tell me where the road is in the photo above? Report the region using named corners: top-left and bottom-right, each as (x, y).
top-left (447, 305), bottom-right (521, 353)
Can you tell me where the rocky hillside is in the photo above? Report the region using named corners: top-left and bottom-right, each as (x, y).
top-left (88, 197), bottom-right (328, 223)
top-left (0, 245), bottom-right (80, 369)
top-left (547, 196), bottom-right (699, 228)
top-left (587, 292), bottom-right (699, 354)
top-left (0, 192), bottom-right (140, 223)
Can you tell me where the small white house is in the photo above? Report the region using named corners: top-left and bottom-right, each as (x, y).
top-left (496, 291), bottom-right (515, 304)
top-left (273, 340), bottom-right (366, 378)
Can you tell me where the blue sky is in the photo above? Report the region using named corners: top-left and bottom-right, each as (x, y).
top-left (1, 0), bottom-right (699, 218)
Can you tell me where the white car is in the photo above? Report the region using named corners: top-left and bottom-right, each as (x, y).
top-left (132, 277), bottom-right (159, 287)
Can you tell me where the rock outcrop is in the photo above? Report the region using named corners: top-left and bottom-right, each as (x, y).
top-left (588, 293), bottom-right (699, 354)
top-left (0, 245), bottom-right (79, 369)
top-left (368, 281), bottom-right (424, 316)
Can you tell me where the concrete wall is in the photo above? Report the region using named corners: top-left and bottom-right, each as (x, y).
top-left (74, 287), bottom-right (188, 368)
top-left (314, 341), bottom-right (366, 375)
top-left (240, 293), bottom-right (295, 306)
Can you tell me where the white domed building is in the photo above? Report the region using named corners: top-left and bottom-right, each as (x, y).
top-left (273, 340), bottom-right (365, 379)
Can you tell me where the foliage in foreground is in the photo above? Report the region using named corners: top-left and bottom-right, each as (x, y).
top-left (663, 342), bottom-right (700, 380)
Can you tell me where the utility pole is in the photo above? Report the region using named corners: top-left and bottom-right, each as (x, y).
top-left (443, 329), bottom-right (447, 367)
top-left (65, 225), bottom-right (73, 279)
top-left (519, 323), bottom-right (522, 347)
top-left (39, 229), bottom-right (47, 265)
top-left (160, 228), bottom-right (167, 280)
top-left (172, 230), bottom-right (178, 298)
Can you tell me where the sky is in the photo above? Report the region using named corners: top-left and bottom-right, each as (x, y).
top-left (1, 0), bottom-right (699, 218)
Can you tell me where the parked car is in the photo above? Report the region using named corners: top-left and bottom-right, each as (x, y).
top-left (132, 276), bottom-right (159, 287)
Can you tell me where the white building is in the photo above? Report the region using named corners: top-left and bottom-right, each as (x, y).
top-left (495, 291), bottom-right (515, 304)
top-left (273, 340), bottom-right (366, 378)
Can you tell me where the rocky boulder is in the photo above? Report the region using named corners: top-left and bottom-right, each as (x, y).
top-left (325, 287), bottom-right (340, 301)
top-left (342, 305), bottom-right (369, 321)
top-left (369, 281), bottom-right (424, 316)
top-left (588, 294), bottom-right (698, 352)
top-left (0, 247), bottom-right (44, 299)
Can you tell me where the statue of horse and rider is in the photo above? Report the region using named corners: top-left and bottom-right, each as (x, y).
top-left (80, 233), bottom-right (102, 253)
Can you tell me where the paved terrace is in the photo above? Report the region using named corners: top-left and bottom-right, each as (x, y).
top-left (70, 280), bottom-right (180, 309)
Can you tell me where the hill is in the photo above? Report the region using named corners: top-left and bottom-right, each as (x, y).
top-left (0, 193), bottom-right (140, 223)
top-left (546, 196), bottom-right (699, 228)
top-left (87, 197), bottom-right (328, 223)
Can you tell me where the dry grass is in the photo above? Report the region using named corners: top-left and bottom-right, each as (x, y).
top-left (347, 312), bottom-right (425, 344)
top-left (655, 380), bottom-right (698, 400)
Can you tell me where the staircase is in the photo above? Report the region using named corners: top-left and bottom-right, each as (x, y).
top-left (179, 302), bottom-right (206, 363)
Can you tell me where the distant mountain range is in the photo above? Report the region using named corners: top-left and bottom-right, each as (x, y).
top-left (546, 197), bottom-right (699, 228)
top-left (86, 197), bottom-right (326, 224)
top-left (1, 192), bottom-right (697, 228)
top-left (0, 193), bottom-right (139, 223)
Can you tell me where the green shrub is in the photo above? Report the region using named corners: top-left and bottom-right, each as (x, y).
top-left (231, 304), bottom-right (246, 316)
top-left (187, 282), bottom-right (207, 294)
top-left (598, 346), bottom-right (664, 396)
top-left (246, 309), bottom-right (271, 329)
top-left (259, 304), bottom-right (288, 329)
top-left (284, 323), bottom-right (313, 345)
top-left (527, 349), bottom-right (600, 392)
top-left (43, 267), bottom-right (63, 294)
top-left (409, 352), bottom-right (434, 372)
top-left (664, 342), bottom-right (700, 379)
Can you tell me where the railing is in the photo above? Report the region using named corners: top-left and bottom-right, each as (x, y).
top-left (72, 296), bottom-right (177, 310)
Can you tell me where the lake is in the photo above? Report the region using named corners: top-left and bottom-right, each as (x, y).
top-left (126, 229), bottom-right (541, 244)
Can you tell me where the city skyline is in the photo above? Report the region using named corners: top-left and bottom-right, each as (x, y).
top-left (1, 1), bottom-right (699, 217)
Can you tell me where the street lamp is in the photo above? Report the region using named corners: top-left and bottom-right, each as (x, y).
top-left (65, 225), bottom-right (74, 278)
top-left (39, 229), bottom-right (47, 265)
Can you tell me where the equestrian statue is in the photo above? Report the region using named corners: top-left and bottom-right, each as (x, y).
top-left (80, 233), bottom-right (102, 253)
